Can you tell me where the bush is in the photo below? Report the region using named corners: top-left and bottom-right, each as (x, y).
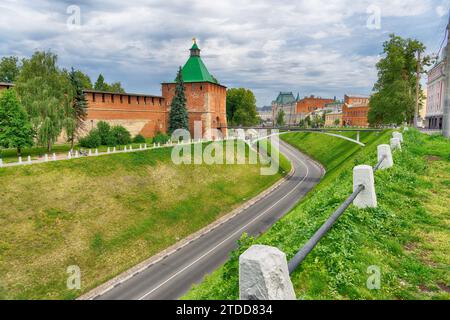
top-left (153, 132), bottom-right (170, 145)
top-left (97, 121), bottom-right (111, 145)
top-left (110, 125), bottom-right (131, 146)
top-left (79, 129), bottom-right (102, 148)
top-left (133, 134), bottom-right (146, 143)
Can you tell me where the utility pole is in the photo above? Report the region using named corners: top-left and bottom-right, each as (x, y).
top-left (414, 51), bottom-right (421, 128)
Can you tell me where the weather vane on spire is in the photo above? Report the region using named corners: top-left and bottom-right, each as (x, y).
top-left (192, 37), bottom-right (197, 44)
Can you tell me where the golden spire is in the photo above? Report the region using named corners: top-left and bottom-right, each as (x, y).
top-left (192, 37), bottom-right (197, 44)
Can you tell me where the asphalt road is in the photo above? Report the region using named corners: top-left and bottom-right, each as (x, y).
top-left (96, 140), bottom-right (324, 300)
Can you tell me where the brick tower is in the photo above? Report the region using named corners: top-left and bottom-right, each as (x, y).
top-left (162, 39), bottom-right (227, 138)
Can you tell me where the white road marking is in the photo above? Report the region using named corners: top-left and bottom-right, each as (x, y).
top-left (137, 143), bottom-right (312, 300)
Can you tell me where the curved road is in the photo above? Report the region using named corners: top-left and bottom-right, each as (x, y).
top-left (96, 140), bottom-right (324, 300)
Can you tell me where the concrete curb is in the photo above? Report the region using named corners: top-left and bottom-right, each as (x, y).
top-left (77, 153), bottom-right (296, 300)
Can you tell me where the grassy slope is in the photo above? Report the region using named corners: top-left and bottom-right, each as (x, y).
top-left (184, 130), bottom-right (449, 300)
top-left (0, 142), bottom-right (285, 299)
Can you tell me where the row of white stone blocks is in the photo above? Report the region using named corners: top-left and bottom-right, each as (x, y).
top-left (239, 131), bottom-right (404, 300)
top-left (0, 138), bottom-right (232, 167)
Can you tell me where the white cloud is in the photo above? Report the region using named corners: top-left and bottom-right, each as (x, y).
top-left (0, 0), bottom-right (441, 105)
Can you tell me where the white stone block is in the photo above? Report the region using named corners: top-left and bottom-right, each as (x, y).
top-left (390, 138), bottom-right (402, 151)
top-left (0, 159), bottom-right (3, 167)
top-left (107, 147), bottom-right (110, 154)
top-left (75, 151), bottom-right (79, 158)
top-left (403, 127), bottom-right (409, 132)
top-left (113, 147), bottom-right (116, 153)
top-left (239, 245), bottom-right (296, 300)
top-left (95, 149), bottom-right (99, 156)
top-left (144, 144), bottom-right (147, 149)
top-left (67, 152), bottom-right (71, 160)
top-left (392, 132), bottom-right (403, 142)
top-left (158, 143), bottom-right (161, 147)
top-left (18, 156), bottom-right (22, 164)
top-left (377, 144), bottom-right (393, 170)
top-left (44, 154), bottom-right (49, 162)
top-left (124, 146), bottom-right (127, 152)
top-left (353, 165), bottom-right (377, 208)
top-left (89, 149), bottom-right (92, 156)
top-left (52, 153), bottom-right (56, 161)
top-left (130, 145), bottom-right (133, 151)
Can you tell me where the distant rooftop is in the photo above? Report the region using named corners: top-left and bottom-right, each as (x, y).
top-left (273, 92), bottom-right (297, 105)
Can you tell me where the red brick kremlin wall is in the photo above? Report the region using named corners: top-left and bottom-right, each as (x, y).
top-left (83, 90), bottom-right (167, 138)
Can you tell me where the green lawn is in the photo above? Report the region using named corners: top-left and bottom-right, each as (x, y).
top-left (184, 130), bottom-right (450, 300)
top-left (0, 142), bottom-right (286, 299)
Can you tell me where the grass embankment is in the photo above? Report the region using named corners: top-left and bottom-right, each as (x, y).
top-left (0, 142), bottom-right (286, 299)
top-left (184, 130), bottom-right (449, 300)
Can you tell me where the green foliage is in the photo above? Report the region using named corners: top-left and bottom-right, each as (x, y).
top-left (110, 125), bottom-right (132, 146)
top-left (276, 110), bottom-right (285, 126)
top-left (168, 67), bottom-right (189, 134)
top-left (0, 89), bottom-right (34, 156)
top-left (226, 88), bottom-right (259, 126)
top-left (133, 134), bottom-right (146, 143)
top-left (94, 74), bottom-right (125, 93)
top-left (15, 51), bottom-right (73, 151)
top-left (96, 121), bottom-right (111, 145)
top-left (66, 68), bottom-right (88, 148)
top-left (78, 129), bottom-right (101, 148)
top-left (72, 70), bottom-right (92, 89)
top-left (153, 132), bottom-right (170, 145)
top-left (369, 34), bottom-right (432, 126)
top-left (0, 56), bottom-right (21, 83)
top-left (185, 130), bottom-right (450, 300)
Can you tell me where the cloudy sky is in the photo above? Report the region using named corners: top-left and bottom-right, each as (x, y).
top-left (0, 0), bottom-right (449, 106)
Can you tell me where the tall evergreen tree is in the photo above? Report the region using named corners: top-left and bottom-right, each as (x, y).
top-left (15, 51), bottom-right (73, 151)
top-left (65, 68), bottom-right (88, 149)
top-left (168, 67), bottom-right (189, 134)
top-left (0, 89), bottom-right (34, 156)
top-left (94, 74), bottom-right (109, 91)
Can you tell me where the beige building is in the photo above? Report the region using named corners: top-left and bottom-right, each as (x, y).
top-left (325, 111), bottom-right (343, 127)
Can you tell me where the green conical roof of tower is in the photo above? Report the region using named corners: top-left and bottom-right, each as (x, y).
top-left (176, 40), bottom-right (219, 84)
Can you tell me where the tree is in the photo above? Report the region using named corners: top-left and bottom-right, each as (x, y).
top-left (226, 88), bottom-right (258, 126)
top-left (15, 51), bottom-right (73, 151)
top-left (0, 89), bottom-right (34, 156)
top-left (73, 70), bottom-right (93, 89)
top-left (94, 74), bottom-right (125, 93)
top-left (94, 74), bottom-right (109, 91)
top-left (110, 125), bottom-right (131, 146)
top-left (369, 34), bottom-right (431, 126)
top-left (276, 110), bottom-right (285, 127)
top-left (96, 121), bottom-right (111, 145)
top-left (168, 67), bottom-right (189, 134)
top-left (334, 118), bottom-right (341, 126)
top-left (109, 82), bottom-right (125, 93)
top-left (0, 56), bottom-right (21, 83)
top-left (65, 68), bottom-right (88, 149)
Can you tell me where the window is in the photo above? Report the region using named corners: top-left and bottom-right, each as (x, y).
top-left (111, 94), bottom-right (114, 103)
top-left (120, 95), bottom-right (123, 104)
top-left (128, 96), bottom-right (131, 104)
top-left (92, 93), bottom-right (96, 102)
top-left (137, 96), bottom-right (140, 104)
top-left (102, 93), bottom-right (105, 103)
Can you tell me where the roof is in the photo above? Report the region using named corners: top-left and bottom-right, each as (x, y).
top-left (181, 55), bottom-right (218, 83)
top-left (274, 92), bottom-right (296, 105)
